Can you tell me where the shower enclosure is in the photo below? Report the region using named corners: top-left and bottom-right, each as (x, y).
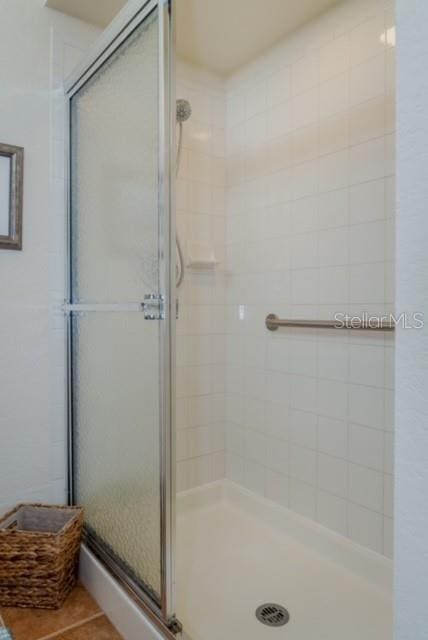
top-left (61, 0), bottom-right (395, 637)
top-left (64, 0), bottom-right (178, 635)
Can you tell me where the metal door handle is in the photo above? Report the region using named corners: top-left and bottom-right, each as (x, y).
top-left (142, 293), bottom-right (165, 320)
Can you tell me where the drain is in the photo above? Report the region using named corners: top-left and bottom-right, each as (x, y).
top-left (255, 603), bottom-right (290, 627)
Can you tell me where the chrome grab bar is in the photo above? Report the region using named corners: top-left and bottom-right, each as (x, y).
top-left (265, 314), bottom-right (395, 332)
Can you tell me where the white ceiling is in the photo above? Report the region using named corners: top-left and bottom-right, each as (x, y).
top-left (176, 0), bottom-right (340, 75)
top-left (45, 0), bottom-right (126, 28)
top-left (45, 0), bottom-right (341, 75)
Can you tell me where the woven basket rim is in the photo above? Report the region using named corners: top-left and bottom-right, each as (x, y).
top-left (0, 503), bottom-right (83, 538)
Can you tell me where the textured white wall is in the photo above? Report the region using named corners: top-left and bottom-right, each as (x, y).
top-left (395, 0), bottom-right (428, 637)
top-left (0, 0), bottom-right (99, 514)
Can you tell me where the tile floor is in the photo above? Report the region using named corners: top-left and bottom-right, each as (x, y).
top-left (0, 584), bottom-right (122, 640)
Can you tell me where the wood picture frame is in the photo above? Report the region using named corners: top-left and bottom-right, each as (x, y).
top-left (0, 142), bottom-right (23, 250)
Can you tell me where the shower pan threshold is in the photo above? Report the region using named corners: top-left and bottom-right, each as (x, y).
top-left (176, 480), bottom-right (392, 640)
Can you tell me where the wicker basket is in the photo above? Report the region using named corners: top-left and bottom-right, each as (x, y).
top-left (0, 504), bottom-right (83, 609)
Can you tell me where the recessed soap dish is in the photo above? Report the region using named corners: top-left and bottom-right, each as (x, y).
top-left (186, 243), bottom-right (218, 270)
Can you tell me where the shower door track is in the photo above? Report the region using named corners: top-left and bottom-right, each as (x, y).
top-left (63, 0), bottom-right (178, 636)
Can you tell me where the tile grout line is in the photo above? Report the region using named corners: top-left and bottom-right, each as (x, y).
top-left (36, 611), bottom-right (105, 640)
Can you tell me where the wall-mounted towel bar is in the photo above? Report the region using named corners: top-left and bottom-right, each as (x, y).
top-left (265, 314), bottom-right (395, 332)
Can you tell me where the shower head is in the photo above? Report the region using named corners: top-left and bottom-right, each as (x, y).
top-left (176, 99), bottom-right (192, 123)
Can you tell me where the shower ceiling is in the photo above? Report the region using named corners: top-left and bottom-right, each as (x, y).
top-left (176, 0), bottom-right (341, 74)
top-left (45, 0), bottom-right (341, 74)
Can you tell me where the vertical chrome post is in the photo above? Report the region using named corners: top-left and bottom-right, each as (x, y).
top-left (158, 0), bottom-right (177, 627)
top-left (65, 94), bottom-right (74, 506)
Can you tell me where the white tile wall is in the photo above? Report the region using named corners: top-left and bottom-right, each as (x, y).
top-left (175, 61), bottom-right (227, 491)
top-left (222, 0), bottom-right (395, 557)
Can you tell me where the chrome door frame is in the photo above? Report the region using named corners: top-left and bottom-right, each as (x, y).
top-left (64, 0), bottom-right (178, 635)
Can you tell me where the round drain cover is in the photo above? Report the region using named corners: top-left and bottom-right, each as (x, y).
top-left (255, 603), bottom-right (290, 627)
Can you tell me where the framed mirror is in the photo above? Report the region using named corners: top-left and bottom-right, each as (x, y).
top-left (0, 142), bottom-right (23, 250)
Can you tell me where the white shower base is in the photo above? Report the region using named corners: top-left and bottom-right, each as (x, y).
top-left (176, 481), bottom-right (393, 640)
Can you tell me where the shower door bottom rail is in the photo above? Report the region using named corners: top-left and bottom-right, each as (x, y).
top-left (84, 530), bottom-right (182, 638)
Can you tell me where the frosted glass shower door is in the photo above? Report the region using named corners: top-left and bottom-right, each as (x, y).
top-left (66, 0), bottom-right (176, 630)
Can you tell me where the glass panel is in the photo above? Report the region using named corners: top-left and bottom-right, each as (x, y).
top-left (70, 11), bottom-right (159, 304)
top-left (72, 311), bottom-right (161, 599)
top-left (69, 8), bottom-right (164, 605)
